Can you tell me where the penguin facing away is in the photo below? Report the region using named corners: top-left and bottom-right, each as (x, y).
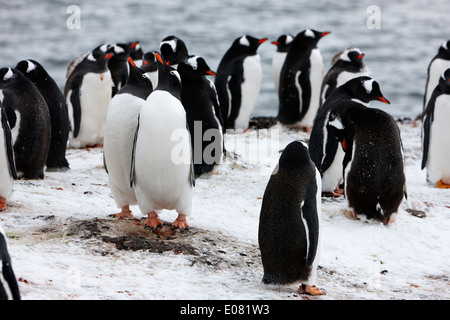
top-left (258, 140), bottom-right (323, 295)
top-left (15, 59), bottom-right (70, 171)
top-left (160, 35), bottom-right (189, 69)
top-left (215, 35), bottom-right (268, 131)
top-left (327, 104), bottom-right (406, 225)
top-left (423, 40), bottom-right (450, 110)
top-left (309, 76), bottom-right (390, 197)
top-left (0, 225), bottom-right (21, 300)
top-left (271, 34), bottom-right (294, 96)
top-left (64, 50), bottom-right (113, 148)
top-left (0, 67), bottom-right (51, 179)
top-left (277, 29), bottom-right (330, 132)
top-left (0, 103), bottom-right (16, 211)
top-left (104, 57), bottom-right (153, 219)
top-left (132, 53), bottom-right (194, 231)
top-left (178, 55), bottom-right (224, 178)
top-left (422, 68), bottom-right (450, 188)
top-left (141, 51), bottom-right (159, 88)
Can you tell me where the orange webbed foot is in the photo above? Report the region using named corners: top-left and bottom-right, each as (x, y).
top-left (109, 206), bottom-right (134, 220)
top-left (0, 197), bottom-right (6, 211)
top-left (299, 284), bottom-right (324, 296)
top-left (436, 180), bottom-right (450, 189)
top-left (144, 211), bottom-right (162, 231)
top-left (172, 213), bottom-right (189, 231)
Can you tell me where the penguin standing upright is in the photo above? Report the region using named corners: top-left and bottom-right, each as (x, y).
top-left (424, 40), bottom-right (450, 109)
top-left (309, 76), bottom-right (390, 197)
top-left (0, 225), bottom-right (21, 300)
top-left (327, 104), bottom-right (406, 225)
top-left (128, 41), bottom-right (144, 67)
top-left (64, 50), bottom-right (113, 148)
top-left (0, 103), bottom-right (16, 211)
top-left (215, 35), bottom-right (267, 131)
top-left (108, 43), bottom-right (132, 97)
top-left (422, 68), bottom-right (450, 188)
top-left (271, 34), bottom-right (294, 96)
top-left (132, 53), bottom-right (194, 231)
top-left (258, 140), bottom-right (323, 295)
top-left (320, 48), bottom-right (370, 106)
top-left (141, 51), bottom-right (159, 88)
top-left (277, 29), bottom-right (330, 132)
top-left (0, 68), bottom-right (51, 179)
top-left (178, 55), bottom-right (224, 178)
top-left (160, 35), bottom-right (189, 68)
top-left (15, 59), bottom-right (70, 171)
top-left (104, 57), bottom-right (153, 219)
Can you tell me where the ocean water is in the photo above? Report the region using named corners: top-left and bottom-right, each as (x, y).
top-left (0, 0), bottom-right (448, 119)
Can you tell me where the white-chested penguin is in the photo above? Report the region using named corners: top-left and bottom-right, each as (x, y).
top-left (320, 48), bottom-right (370, 106)
top-left (0, 68), bottom-right (51, 179)
top-left (277, 29), bottom-right (330, 132)
top-left (215, 35), bottom-right (267, 131)
top-left (0, 103), bottom-right (16, 211)
top-left (178, 55), bottom-right (224, 178)
top-left (64, 50), bottom-right (113, 148)
top-left (16, 59), bottom-right (70, 171)
top-left (327, 104), bottom-right (406, 225)
top-left (141, 51), bottom-right (159, 88)
top-left (424, 40), bottom-right (450, 110)
top-left (422, 68), bottom-right (450, 188)
top-left (0, 225), bottom-right (20, 300)
top-left (258, 140), bottom-right (323, 295)
top-left (309, 76), bottom-right (390, 197)
top-left (271, 34), bottom-right (294, 96)
top-left (104, 57), bottom-right (153, 219)
top-left (160, 35), bottom-right (189, 69)
top-left (132, 53), bottom-right (194, 231)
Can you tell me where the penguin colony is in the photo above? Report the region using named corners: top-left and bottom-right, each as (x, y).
top-left (0, 29), bottom-right (449, 299)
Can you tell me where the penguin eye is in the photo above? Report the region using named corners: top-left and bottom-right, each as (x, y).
top-left (170, 70), bottom-right (181, 82)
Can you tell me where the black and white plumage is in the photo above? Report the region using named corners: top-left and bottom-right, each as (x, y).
top-left (424, 40), bottom-right (450, 110)
top-left (15, 59), bottom-right (70, 171)
top-left (215, 35), bottom-right (267, 130)
top-left (160, 35), bottom-right (189, 69)
top-left (0, 103), bottom-right (16, 211)
top-left (128, 41), bottom-right (144, 67)
top-left (0, 225), bottom-right (20, 300)
top-left (309, 76), bottom-right (390, 196)
top-left (271, 34), bottom-right (294, 95)
top-left (107, 43), bottom-right (132, 97)
top-left (422, 68), bottom-right (450, 188)
top-left (141, 51), bottom-right (159, 88)
top-left (258, 141), bottom-right (323, 295)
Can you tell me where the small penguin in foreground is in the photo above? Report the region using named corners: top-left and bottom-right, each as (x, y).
top-left (104, 57), bottom-right (153, 219)
top-left (15, 59), bottom-right (70, 171)
top-left (132, 53), bottom-right (194, 231)
top-left (258, 141), bottom-right (323, 295)
top-left (424, 40), bottom-right (450, 110)
top-left (215, 35), bottom-right (267, 131)
top-left (0, 103), bottom-right (16, 211)
top-left (0, 67), bottom-right (51, 179)
top-left (327, 104), bottom-right (406, 225)
top-left (422, 68), bottom-right (450, 188)
top-left (271, 34), bottom-right (294, 96)
top-left (0, 225), bottom-right (20, 300)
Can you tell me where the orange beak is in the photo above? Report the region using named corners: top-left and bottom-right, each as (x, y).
top-left (321, 31), bottom-right (331, 37)
top-left (155, 52), bottom-right (164, 64)
top-left (271, 41), bottom-right (279, 46)
top-left (206, 70), bottom-right (216, 76)
top-left (130, 42), bottom-right (139, 49)
top-left (378, 96), bottom-right (390, 104)
top-left (357, 54), bottom-right (365, 59)
top-left (258, 38), bottom-right (268, 44)
top-left (127, 57), bottom-right (136, 68)
top-left (104, 53), bottom-right (114, 59)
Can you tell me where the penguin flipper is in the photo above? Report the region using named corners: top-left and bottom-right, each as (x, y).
top-left (227, 74), bottom-right (244, 128)
top-left (69, 82), bottom-right (82, 138)
top-left (0, 232), bottom-right (20, 300)
top-left (1, 107), bottom-right (17, 179)
top-left (130, 115), bottom-right (139, 188)
top-left (302, 179), bottom-right (320, 267)
top-left (421, 106), bottom-right (433, 170)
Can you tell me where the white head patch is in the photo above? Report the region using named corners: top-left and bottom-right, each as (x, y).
top-left (26, 60), bottom-right (37, 73)
top-left (170, 70), bottom-right (181, 83)
top-left (99, 44), bottom-right (109, 52)
top-left (341, 48), bottom-right (362, 62)
top-left (87, 53), bottom-right (96, 62)
top-left (304, 29), bottom-right (315, 38)
top-left (3, 68), bottom-right (14, 81)
top-left (113, 45), bottom-right (124, 54)
top-left (442, 41), bottom-right (448, 51)
top-left (285, 34), bottom-right (294, 45)
top-left (239, 36), bottom-right (250, 47)
top-left (161, 39), bottom-right (177, 52)
top-left (186, 56), bottom-right (199, 70)
top-left (363, 79), bottom-right (375, 93)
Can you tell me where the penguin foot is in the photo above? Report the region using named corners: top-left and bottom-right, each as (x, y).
top-left (0, 197), bottom-right (6, 211)
top-left (436, 180), bottom-right (450, 189)
top-left (144, 211), bottom-right (162, 231)
top-left (332, 188), bottom-right (344, 197)
top-left (343, 209), bottom-right (359, 221)
top-left (172, 213), bottom-right (189, 231)
top-left (382, 216), bottom-right (395, 225)
top-left (109, 206), bottom-right (134, 220)
top-left (299, 284), bottom-right (324, 296)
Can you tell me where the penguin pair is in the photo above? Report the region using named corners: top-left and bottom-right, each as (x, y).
top-left (309, 76), bottom-right (390, 197)
top-left (0, 225), bottom-right (20, 300)
top-left (258, 141), bottom-right (323, 295)
top-left (422, 68), bottom-right (450, 188)
top-left (277, 29), bottom-right (330, 132)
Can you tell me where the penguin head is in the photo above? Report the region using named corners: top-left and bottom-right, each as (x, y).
top-left (271, 34), bottom-right (294, 52)
top-left (160, 35), bottom-right (189, 67)
top-left (438, 40), bottom-right (450, 58)
top-left (107, 43), bottom-right (130, 61)
top-left (334, 48), bottom-right (365, 68)
top-left (154, 52), bottom-right (182, 94)
top-left (342, 76), bottom-right (390, 105)
top-left (296, 29), bottom-right (330, 47)
top-left (85, 50), bottom-right (114, 69)
top-left (15, 59), bottom-right (46, 82)
top-left (177, 55), bottom-right (216, 81)
top-left (126, 57), bottom-right (153, 90)
top-left (439, 68), bottom-right (450, 92)
top-left (141, 51), bottom-right (159, 73)
top-left (277, 140), bottom-right (312, 171)
top-left (128, 41), bottom-right (143, 61)
top-left (0, 67), bottom-right (21, 89)
top-left (232, 35), bottom-right (268, 55)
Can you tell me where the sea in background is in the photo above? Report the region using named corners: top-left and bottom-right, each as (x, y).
top-left (0, 0), bottom-right (448, 120)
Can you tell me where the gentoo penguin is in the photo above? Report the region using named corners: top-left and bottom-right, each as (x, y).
top-left (132, 53), bottom-right (194, 231)
top-left (15, 59), bottom-right (70, 171)
top-left (424, 40), bottom-right (450, 109)
top-left (320, 48), bottom-right (370, 106)
top-left (215, 35), bottom-right (267, 130)
top-left (108, 43), bottom-right (132, 97)
top-left (104, 57), bottom-right (153, 219)
top-left (141, 51), bottom-right (159, 89)
top-left (271, 34), bottom-right (294, 96)
top-left (0, 67), bottom-right (51, 179)
top-left (160, 35), bottom-right (189, 69)
top-left (0, 103), bottom-right (16, 211)
top-left (327, 104), bottom-right (406, 225)
top-left (277, 29), bottom-right (330, 132)
top-left (0, 225), bottom-right (21, 300)
top-left (422, 68), bottom-right (450, 188)
top-left (128, 41), bottom-right (144, 67)
top-left (64, 50), bottom-right (113, 148)
top-left (309, 76), bottom-right (390, 197)
top-left (258, 140), bottom-right (323, 295)
top-left (178, 55), bottom-right (224, 178)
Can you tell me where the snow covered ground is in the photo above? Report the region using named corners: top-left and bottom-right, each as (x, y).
top-left (1, 118), bottom-right (450, 301)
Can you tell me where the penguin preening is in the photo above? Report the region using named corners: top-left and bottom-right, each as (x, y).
top-left (258, 140), bottom-right (323, 295)
top-left (104, 57), bottom-right (153, 219)
top-left (422, 68), bottom-right (450, 188)
top-left (0, 103), bottom-right (16, 211)
top-left (132, 53), bottom-right (194, 231)
top-left (64, 50), bottom-right (113, 148)
top-left (215, 35), bottom-right (267, 131)
top-left (160, 35), bottom-right (189, 69)
top-left (0, 225), bottom-right (20, 300)
top-left (309, 76), bottom-right (390, 197)
top-left (277, 29), bottom-right (330, 132)
top-left (0, 67), bottom-right (51, 179)
top-left (271, 34), bottom-right (294, 96)
top-left (15, 59), bottom-right (70, 172)
top-left (424, 40), bottom-right (450, 110)
top-left (327, 104), bottom-right (406, 225)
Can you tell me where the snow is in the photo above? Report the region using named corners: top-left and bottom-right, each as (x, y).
top-left (1, 119), bottom-right (450, 301)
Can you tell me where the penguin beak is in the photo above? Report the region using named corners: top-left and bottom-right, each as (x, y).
top-left (143, 60), bottom-right (149, 65)
top-left (205, 70), bottom-right (216, 76)
top-left (155, 52), bottom-right (165, 64)
top-left (104, 53), bottom-right (114, 60)
top-left (271, 41), bottom-right (280, 46)
top-left (378, 96), bottom-right (390, 104)
top-left (127, 57), bottom-right (136, 68)
top-left (321, 31), bottom-right (331, 37)
top-left (130, 41), bottom-right (139, 49)
top-left (357, 54), bottom-right (365, 59)
top-left (258, 38), bottom-right (268, 44)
